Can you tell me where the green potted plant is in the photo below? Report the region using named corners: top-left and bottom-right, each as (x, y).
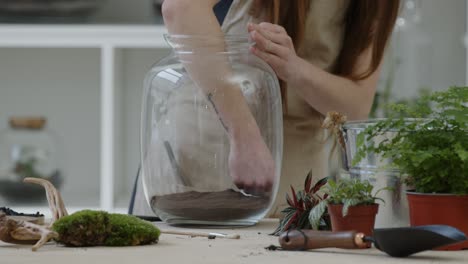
top-left (353, 86), bottom-right (468, 250)
top-left (309, 178), bottom-right (386, 240)
top-left (271, 172), bottom-right (331, 236)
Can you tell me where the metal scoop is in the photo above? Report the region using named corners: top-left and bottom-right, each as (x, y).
top-left (279, 225), bottom-right (467, 258)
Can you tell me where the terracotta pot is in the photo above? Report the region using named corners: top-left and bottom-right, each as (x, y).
top-left (328, 204), bottom-right (379, 237)
top-left (407, 192), bottom-right (468, 250)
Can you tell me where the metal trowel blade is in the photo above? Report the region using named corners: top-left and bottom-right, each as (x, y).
top-left (372, 225), bottom-right (467, 257)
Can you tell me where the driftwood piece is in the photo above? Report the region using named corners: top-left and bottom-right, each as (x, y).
top-left (0, 177), bottom-right (66, 251)
top-left (23, 177), bottom-right (68, 226)
top-left (0, 212), bottom-right (59, 251)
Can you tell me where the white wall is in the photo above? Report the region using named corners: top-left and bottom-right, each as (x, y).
top-left (0, 48), bottom-right (101, 207)
top-left (378, 0), bottom-right (466, 102)
top-left (420, 0), bottom-right (466, 89)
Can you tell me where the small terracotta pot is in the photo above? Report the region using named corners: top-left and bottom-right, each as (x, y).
top-left (328, 204), bottom-right (379, 238)
top-left (407, 192), bottom-right (468, 250)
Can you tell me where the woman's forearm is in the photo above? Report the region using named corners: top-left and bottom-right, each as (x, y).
top-left (162, 0), bottom-right (220, 35)
top-left (162, 0), bottom-right (256, 137)
top-left (291, 56), bottom-right (380, 120)
top-left (248, 22), bottom-right (380, 121)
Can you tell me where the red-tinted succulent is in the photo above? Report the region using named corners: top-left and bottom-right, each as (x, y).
top-left (272, 171), bottom-right (330, 236)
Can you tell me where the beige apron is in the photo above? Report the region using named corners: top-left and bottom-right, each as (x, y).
top-left (222, 0), bottom-right (349, 216)
top-left (131, 0), bottom-right (348, 218)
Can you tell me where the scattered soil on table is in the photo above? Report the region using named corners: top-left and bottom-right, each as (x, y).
top-left (151, 189), bottom-right (270, 221)
top-left (0, 207), bottom-right (45, 224)
top-left (0, 207), bottom-right (43, 217)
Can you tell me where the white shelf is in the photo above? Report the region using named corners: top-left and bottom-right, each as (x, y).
top-left (0, 24), bottom-right (171, 213)
top-left (0, 24), bottom-right (168, 48)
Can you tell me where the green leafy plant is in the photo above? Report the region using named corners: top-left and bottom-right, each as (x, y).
top-left (354, 87), bottom-right (468, 194)
top-left (271, 172), bottom-right (331, 236)
top-left (309, 178), bottom-right (387, 230)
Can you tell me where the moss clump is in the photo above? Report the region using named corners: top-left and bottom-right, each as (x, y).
top-left (105, 213), bottom-right (161, 246)
top-left (52, 210), bottom-right (160, 247)
top-left (52, 210), bottom-right (109, 246)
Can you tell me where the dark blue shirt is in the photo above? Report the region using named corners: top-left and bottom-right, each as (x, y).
top-left (213, 0), bottom-right (233, 26)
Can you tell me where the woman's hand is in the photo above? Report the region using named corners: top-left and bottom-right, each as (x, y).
top-left (228, 121), bottom-right (275, 196)
top-left (248, 22), bottom-right (302, 83)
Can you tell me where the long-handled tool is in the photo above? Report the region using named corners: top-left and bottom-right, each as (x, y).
top-left (279, 225), bottom-right (467, 257)
top-left (161, 230), bottom-right (240, 239)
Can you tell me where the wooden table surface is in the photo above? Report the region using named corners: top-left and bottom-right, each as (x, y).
top-left (1, 219), bottom-right (467, 264)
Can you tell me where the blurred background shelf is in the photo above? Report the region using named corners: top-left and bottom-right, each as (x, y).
top-left (0, 24), bottom-right (170, 214)
top-left (0, 24), bottom-right (167, 47)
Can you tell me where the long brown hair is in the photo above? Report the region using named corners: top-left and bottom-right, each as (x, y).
top-left (252, 0), bottom-right (400, 96)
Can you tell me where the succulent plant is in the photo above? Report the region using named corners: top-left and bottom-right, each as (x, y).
top-left (272, 171), bottom-right (330, 236)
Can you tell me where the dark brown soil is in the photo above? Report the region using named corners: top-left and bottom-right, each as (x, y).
top-left (0, 207), bottom-right (43, 217)
top-left (151, 189), bottom-right (270, 221)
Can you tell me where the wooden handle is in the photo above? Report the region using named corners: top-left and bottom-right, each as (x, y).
top-left (279, 230), bottom-right (367, 250)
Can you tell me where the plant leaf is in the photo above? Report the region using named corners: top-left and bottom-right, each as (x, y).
top-left (454, 143), bottom-right (468, 162)
top-left (312, 177), bottom-right (329, 193)
top-left (271, 209), bottom-right (296, 236)
top-left (283, 212), bottom-right (298, 231)
top-left (298, 210), bottom-right (312, 230)
top-left (286, 193), bottom-right (294, 207)
top-left (342, 198), bottom-right (359, 216)
top-left (309, 200), bottom-right (328, 230)
top-left (290, 186), bottom-right (298, 206)
top-left (304, 171), bottom-right (312, 193)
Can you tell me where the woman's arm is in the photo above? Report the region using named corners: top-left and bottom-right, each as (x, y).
top-left (249, 22), bottom-right (380, 120)
top-left (162, 0), bottom-right (275, 193)
top-left (162, 0), bottom-right (251, 137)
top-left (162, 0), bottom-right (220, 35)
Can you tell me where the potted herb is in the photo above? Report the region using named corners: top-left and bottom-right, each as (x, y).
top-left (353, 86), bottom-right (468, 250)
top-left (309, 178), bottom-right (386, 239)
top-left (271, 172), bottom-right (330, 236)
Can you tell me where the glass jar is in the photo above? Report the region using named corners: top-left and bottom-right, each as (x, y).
top-left (0, 117), bottom-right (63, 204)
top-left (141, 35), bottom-right (283, 226)
top-left (342, 120), bottom-right (409, 228)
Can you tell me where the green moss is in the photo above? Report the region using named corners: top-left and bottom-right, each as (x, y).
top-left (52, 210), bottom-right (160, 247)
top-left (52, 210), bottom-right (109, 247)
top-left (105, 214), bottom-right (160, 246)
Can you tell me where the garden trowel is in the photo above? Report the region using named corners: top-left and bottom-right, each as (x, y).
top-left (279, 225), bottom-right (466, 257)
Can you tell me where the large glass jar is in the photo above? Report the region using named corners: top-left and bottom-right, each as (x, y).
top-left (0, 117), bottom-right (63, 204)
top-left (141, 35), bottom-right (283, 226)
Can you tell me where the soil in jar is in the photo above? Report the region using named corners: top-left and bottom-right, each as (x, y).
top-left (151, 189), bottom-right (271, 221)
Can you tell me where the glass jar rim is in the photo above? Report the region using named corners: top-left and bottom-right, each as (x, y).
top-left (164, 34), bottom-right (252, 54)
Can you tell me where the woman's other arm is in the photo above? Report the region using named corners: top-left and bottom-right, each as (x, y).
top-left (249, 22), bottom-right (380, 120)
